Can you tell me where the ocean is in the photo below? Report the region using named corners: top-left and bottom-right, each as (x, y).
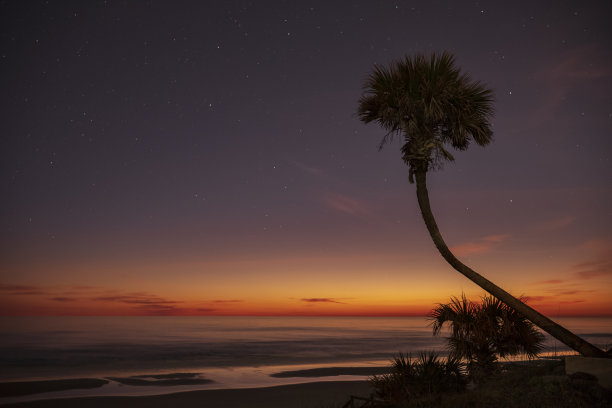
top-left (1, 316), bottom-right (610, 401)
top-left (0, 316), bottom-right (442, 381)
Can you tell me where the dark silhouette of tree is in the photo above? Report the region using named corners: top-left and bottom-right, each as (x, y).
top-left (431, 294), bottom-right (545, 380)
top-left (357, 51), bottom-right (606, 358)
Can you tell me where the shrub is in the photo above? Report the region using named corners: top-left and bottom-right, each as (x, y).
top-left (370, 351), bottom-right (467, 404)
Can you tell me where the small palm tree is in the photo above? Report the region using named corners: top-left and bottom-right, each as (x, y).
top-left (357, 51), bottom-right (605, 358)
top-left (431, 294), bottom-right (545, 380)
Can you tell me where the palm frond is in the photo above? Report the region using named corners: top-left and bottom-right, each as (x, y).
top-left (431, 294), bottom-right (545, 378)
top-left (357, 51), bottom-right (495, 178)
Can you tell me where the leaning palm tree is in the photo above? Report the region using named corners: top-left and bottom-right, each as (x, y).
top-left (357, 51), bottom-right (605, 358)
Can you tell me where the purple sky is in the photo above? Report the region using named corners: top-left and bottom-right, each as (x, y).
top-left (1, 1), bottom-right (611, 316)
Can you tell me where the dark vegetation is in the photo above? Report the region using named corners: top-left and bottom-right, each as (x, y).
top-left (361, 296), bottom-right (611, 407)
top-left (367, 359), bottom-right (611, 408)
top-left (370, 351), bottom-right (466, 404)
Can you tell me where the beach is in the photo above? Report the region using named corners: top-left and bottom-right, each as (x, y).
top-left (1, 380), bottom-right (372, 408)
top-left (0, 365), bottom-right (387, 407)
top-left (2, 316), bottom-right (610, 407)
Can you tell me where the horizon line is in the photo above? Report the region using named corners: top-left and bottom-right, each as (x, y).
top-left (2, 313), bottom-right (611, 318)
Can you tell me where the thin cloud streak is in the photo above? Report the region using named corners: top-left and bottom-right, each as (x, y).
top-left (323, 192), bottom-right (373, 219)
top-left (523, 295), bottom-right (548, 303)
top-left (93, 294), bottom-right (181, 305)
top-left (450, 234), bottom-right (510, 257)
top-left (571, 259), bottom-right (612, 280)
top-left (534, 216), bottom-right (575, 232)
top-left (532, 45), bottom-right (611, 124)
top-left (301, 298), bottom-right (346, 304)
top-left (534, 279), bottom-right (566, 285)
top-left (291, 160), bottom-right (326, 178)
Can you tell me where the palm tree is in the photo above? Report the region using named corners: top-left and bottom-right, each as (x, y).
top-left (357, 52), bottom-right (606, 358)
top-left (431, 294), bottom-right (545, 380)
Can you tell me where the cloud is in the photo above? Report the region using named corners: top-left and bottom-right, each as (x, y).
top-left (556, 290), bottom-right (584, 296)
top-left (542, 286), bottom-right (595, 296)
top-left (323, 192), bottom-right (372, 218)
top-left (534, 45), bottom-right (611, 121)
top-left (522, 295), bottom-right (548, 303)
top-left (523, 286), bottom-right (594, 306)
top-left (124, 298), bottom-right (180, 305)
top-left (576, 239), bottom-right (612, 255)
top-left (534, 216), bottom-right (575, 232)
top-left (93, 295), bottom-right (180, 305)
top-left (571, 260), bottom-right (612, 280)
top-left (534, 279), bottom-right (565, 285)
top-left (301, 298), bottom-right (346, 304)
top-left (2, 284), bottom-right (198, 315)
top-left (89, 291), bottom-right (227, 315)
top-left (548, 45), bottom-right (610, 83)
top-left (291, 160), bottom-right (326, 178)
top-left (558, 300), bottom-right (586, 305)
top-left (92, 292), bottom-right (183, 314)
top-left (450, 234), bottom-right (510, 257)
top-left (131, 303), bottom-right (183, 315)
top-left (533, 251), bottom-right (612, 285)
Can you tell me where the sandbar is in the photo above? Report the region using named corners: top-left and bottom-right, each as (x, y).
top-left (271, 366), bottom-right (391, 378)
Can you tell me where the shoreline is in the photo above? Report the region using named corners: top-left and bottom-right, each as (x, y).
top-left (0, 365), bottom-right (386, 406)
top-left (0, 358), bottom-right (572, 402)
top-left (271, 366), bottom-right (392, 377)
top-left (0, 380), bottom-right (372, 408)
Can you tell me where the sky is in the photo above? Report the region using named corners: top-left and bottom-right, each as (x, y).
top-left (1, 0), bottom-right (611, 317)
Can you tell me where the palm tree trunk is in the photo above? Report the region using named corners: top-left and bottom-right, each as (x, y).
top-left (414, 170), bottom-right (607, 358)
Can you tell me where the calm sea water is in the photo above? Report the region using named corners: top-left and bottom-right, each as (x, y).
top-left (1, 316), bottom-right (610, 384)
top-left (0, 316), bottom-right (438, 382)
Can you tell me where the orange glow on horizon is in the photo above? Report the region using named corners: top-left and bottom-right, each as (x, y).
top-left (3, 238), bottom-right (610, 317)
top-left (1, 282), bottom-right (610, 317)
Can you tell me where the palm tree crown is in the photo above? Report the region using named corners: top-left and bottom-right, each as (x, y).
top-left (357, 52), bottom-right (494, 181)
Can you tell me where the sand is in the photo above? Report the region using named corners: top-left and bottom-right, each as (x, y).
top-left (1, 381), bottom-right (372, 408)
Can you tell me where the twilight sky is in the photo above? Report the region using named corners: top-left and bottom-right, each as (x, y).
top-left (2, 0), bottom-right (611, 316)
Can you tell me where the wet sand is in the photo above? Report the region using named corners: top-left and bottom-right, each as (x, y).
top-left (1, 380), bottom-right (372, 408)
top-left (0, 379), bottom-right (109, 398)
top-left (271, 366), bottom-right (391, 377)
